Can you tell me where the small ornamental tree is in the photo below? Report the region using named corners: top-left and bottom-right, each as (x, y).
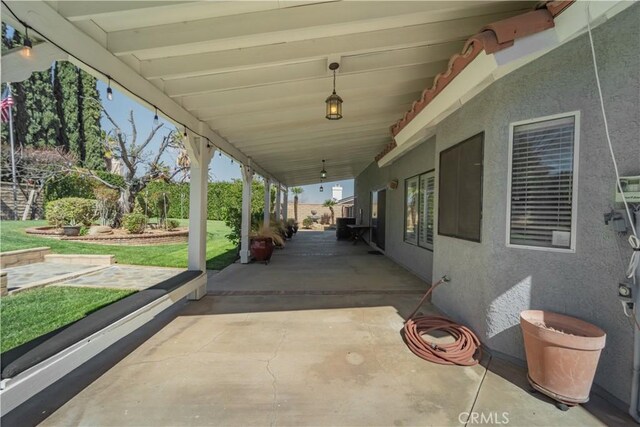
top-left (323, 199), bottom-right (337, 225)
top-left (290, 187), bottom-right (303, 221)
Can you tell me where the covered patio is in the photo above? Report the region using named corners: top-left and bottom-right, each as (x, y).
top-left (1, 0), bottom-right (638, 424)
top-left (7, 231), bottom-right (629, 426)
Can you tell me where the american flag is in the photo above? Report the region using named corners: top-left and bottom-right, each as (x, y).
top-left (1, 86), bottom-right (14, 123)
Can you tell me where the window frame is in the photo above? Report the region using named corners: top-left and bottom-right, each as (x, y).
top-left (418, 170), bottom-right (436, 251)
top-left (437, 132), bottom-right (484, 243)
top-left (403, 169), bottom-right (435, 250)
top-left (505, 111), bottom-right (580, 253)
top-left (404, 174), bottom-right (419, 246)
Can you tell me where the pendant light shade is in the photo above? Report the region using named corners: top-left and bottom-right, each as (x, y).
top-left (319, 182), bottom-right (324, 192)
top-left (325, 63), bottom-right (343, 120)
top-left (21, 27), bottom-right (32, 58)
top-left (320, 159), bottom-right (327, 179)
top-left (106, 77), bottom-right (113, 101)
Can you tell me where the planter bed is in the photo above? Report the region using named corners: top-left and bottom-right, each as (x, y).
top-left (25, 226), bottom-right (188, 246)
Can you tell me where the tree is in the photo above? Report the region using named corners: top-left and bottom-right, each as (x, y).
top-left (23, 67), bottom-right (60, 148)
top-left (291, 187), bottom-right (303, 221)
top-left (323, 199), bottom-right (337, 225)
top-left (0, 145), bottom-right (76, 218)
top-left (54, 61), bottom-right (104, 169)
top-left (95, 105), bottom-right (189, 223)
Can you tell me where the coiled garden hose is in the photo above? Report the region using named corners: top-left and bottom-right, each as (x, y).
top-left (402, 276), bottom-right (482, 366)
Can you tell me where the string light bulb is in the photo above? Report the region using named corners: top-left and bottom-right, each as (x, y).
top-left (153, 107), bottom-right (159, 126)
top-left (21, 27), bottom-right (32, 58)
top-left (106, 77), bottom-right (113, 101)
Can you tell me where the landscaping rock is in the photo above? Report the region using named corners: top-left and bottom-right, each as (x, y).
top-left (89, 226), bottom-right (113, 235)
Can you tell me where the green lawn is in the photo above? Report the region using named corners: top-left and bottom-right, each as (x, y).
top-left (1, 286), bottom-right (135, 352)
top-left (0, 219), bottom-right (238, 270)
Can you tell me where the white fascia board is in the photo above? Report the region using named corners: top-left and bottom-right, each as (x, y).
top-left (377, 0), bottom-right (632, 168)
top-left (1, 42), bottom-right (68, 83)
top-left (378, 52), bottom-right (498, 167)
top-left (0, 1), bottom-right (278, 183)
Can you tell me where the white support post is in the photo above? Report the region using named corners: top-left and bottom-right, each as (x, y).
top-left (240, 163), bottom-right (253, 264)
top-left (283, 187), bottom-right (289, 222)
top-left (275, 185), bottom-right (282, 221)
top-left (263, 178), bottom-right (271, 228)
top-left (186, 136), bottom-right (214, 300)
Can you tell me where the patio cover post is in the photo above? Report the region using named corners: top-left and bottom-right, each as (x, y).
top-left (283, 187), bottom-right (288, 222)
top-left (275, 185), bottom-right (281, 221)
top-left (240, 163), bottom-right (253, 264)
top-left (263, 178), bottom-right (271, 228)
top-left (186, 136), bottom-right (214, 300)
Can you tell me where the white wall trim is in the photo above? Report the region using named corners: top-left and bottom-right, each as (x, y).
top-left (505, 110), bottom-right (581, 254)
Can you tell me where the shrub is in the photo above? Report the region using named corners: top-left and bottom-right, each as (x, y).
top-left (45, 197), bottom-right (96, 227)
top-left (43, 171), bottom-right (125, 206)
top-left (94, 186), bottom-right (119, 227)
top-left (149, 191), bottom-right (170, 228)
top-left (166, 219), bottom-right (180, 231)
top-left (302, 217), bottom-right (313, 229)
top-left (122, 212), bottom-right (147, 234)
top-left (320, 213), bottom-right (331, 225)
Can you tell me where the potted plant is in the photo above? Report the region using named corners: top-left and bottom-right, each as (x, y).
top-left (285, 218), bottom-right (296, 238)
top-left (271, 220), bottom-right (288, 243)
top-left (250, 225), bottom-right (284, 264)
top-left (62, 220), bottom-right (81, 236)
top-left (45, 197), bottom-right (96, 236)
top-left (520, 310), bottom-right (606, 410)
top-left (286, 218), bottom-right (298, 235)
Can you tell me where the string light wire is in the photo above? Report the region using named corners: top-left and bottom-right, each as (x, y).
top-left (1, 1), bottom-right (232, 160)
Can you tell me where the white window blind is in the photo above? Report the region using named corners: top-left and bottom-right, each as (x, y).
top-left (418, 173), bottom-right (435, 249)
top-left (509, 115), bottom-right (576, 249)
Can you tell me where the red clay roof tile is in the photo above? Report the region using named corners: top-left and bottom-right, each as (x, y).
top-left (377, 1), bottom-right (574, 163)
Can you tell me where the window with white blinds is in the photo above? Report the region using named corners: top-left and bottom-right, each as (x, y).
top-left (404, 171), bottom-right (435, 249)
top-left (418, 172), bottom-right (435, 249)
top-left (507, 113), bottom-right (579, 251)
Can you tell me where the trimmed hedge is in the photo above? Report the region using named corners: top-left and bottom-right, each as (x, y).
top-left (140, 180), bottom-right (271, 222)
top-left (43, 172), bottom-right (126, 206)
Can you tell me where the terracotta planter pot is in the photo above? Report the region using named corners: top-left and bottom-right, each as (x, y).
top-left (62, 226), bottom-right (81, 236)
top-left (250, 237), bottom-right (275, 264)
top-left (520, 310), bottom-right (606, 405)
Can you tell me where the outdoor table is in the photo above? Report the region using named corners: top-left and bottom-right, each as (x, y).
top-left (347, 224), bottom-right (371, 245)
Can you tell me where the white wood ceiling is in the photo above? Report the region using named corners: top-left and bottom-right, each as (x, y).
top-left (46, 0), bottom-right (533, 186)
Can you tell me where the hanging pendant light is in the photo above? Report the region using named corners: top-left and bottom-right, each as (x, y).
top-left (320, 159), bottom-right (327, 179)
top-left (106, 76), bottom-right (113, 101)
top-left (153, 107), bottom-right (159, 126)
top-left (21, 27), bottom-right (32, 58)
top-left (325, 62), bottom-right (343, 120)
top-left (319, 180), bottom-right (324, 193)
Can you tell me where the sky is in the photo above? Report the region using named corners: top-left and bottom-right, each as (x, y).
top-left (97, 80), bottom-right (353, 203)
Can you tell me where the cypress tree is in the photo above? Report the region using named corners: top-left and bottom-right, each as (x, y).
top-left (53, 61), bottom-right (80, 153)
top-left (80, 71), bottom-right (104, 170)
top-left (23, 67), bottom-right (60, 147)
top-left (53, 61), bottom-right (105, 169)
top-left (1, 24), bottom-right (29, 148)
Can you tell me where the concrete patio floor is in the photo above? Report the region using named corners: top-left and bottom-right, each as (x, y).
top-left (33, 231), bottom-right (632, 426)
